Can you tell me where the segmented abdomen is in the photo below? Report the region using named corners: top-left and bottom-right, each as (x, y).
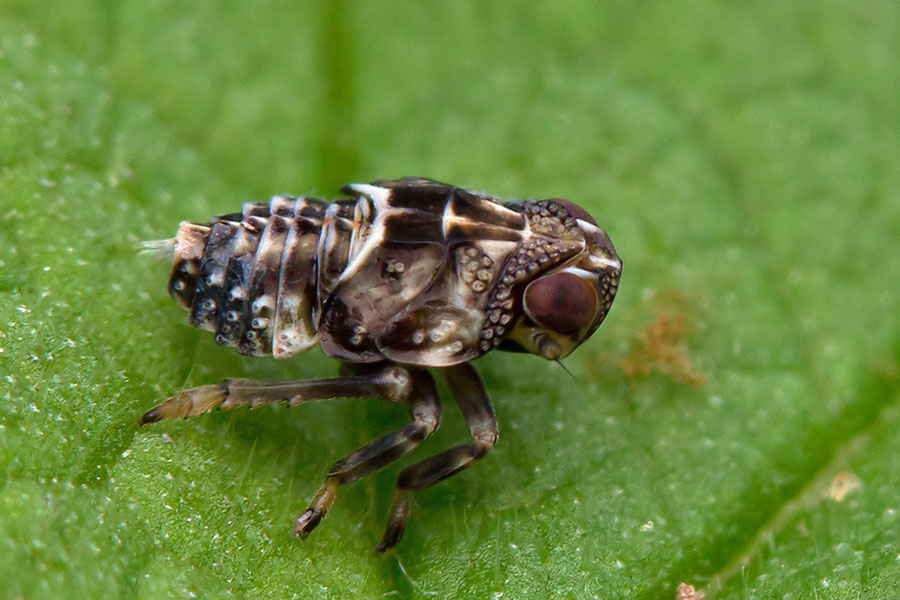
top-left (167, 195), bottom-right (344, 359)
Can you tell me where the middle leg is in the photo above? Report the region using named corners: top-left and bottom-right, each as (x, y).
top-left (376, 362), bottom-right (497, 551)
top-left (294, 366), bottom-right (441, 538)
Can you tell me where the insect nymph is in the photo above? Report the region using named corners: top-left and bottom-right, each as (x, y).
top-left (141, 177), bottom-right (621, 551)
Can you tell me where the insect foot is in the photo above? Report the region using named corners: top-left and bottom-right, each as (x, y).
top-left (138, 383), bottom-right (228, 425)
top-left (293, 477), bottom-right (340, 538)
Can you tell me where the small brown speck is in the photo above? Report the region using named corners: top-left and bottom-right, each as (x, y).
top-left (828, 471), bottom-right (862, 502)
top-left (676, 582), bottom-right (704, 600)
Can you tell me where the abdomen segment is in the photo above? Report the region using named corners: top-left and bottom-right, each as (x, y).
top-left (167, 196), bottom-right (327, 358)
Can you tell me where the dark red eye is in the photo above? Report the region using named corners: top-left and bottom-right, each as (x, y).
top-left (549, 198), bottom-right (596, 226)
top-left (523, 272), bottom-right (597, 333)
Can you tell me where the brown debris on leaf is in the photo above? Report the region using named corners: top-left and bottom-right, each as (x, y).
top-left (621, 291), bottom-right (706, 388)
top-left (676, 582), bottom-right (705, 600)
top-left (828, 471), bottom-right (862, 502)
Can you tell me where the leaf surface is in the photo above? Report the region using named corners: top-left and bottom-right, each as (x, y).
top-left (2, 2), bottom-right (899, 598)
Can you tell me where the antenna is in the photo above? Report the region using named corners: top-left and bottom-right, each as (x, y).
top-left (555, 359), bottom-right (578, 381)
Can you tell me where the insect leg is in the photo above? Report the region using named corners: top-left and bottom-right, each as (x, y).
top-left (375, 363), bottom-right (497, 552)
top-left (137, 366), bottom-right (413, 425)
top-left (293, 367), bottom-right (441, 539)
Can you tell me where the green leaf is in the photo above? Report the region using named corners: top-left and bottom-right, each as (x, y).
top-left (2, 1), bottom-right (899, 598)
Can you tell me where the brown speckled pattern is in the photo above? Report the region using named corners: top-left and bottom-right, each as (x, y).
top-left (165, 177), bottom-right (621, 365)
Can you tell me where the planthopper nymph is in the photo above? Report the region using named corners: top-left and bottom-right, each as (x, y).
top-left (140, 176), bottom-right (621, 551)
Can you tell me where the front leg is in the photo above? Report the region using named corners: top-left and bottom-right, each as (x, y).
top-left (376, 362), bottom-right (497, 552)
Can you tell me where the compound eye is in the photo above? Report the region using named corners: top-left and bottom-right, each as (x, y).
top-left (523, 272), bottom-right (597, 333)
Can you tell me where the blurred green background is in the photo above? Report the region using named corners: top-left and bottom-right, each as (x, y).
top-left (2, 1), bottom-right (899, 598)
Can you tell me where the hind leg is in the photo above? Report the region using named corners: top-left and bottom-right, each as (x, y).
top-left (137, 365), bottom-right (413, 425)
top-left (140, 364), bottom-right (442, 541)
